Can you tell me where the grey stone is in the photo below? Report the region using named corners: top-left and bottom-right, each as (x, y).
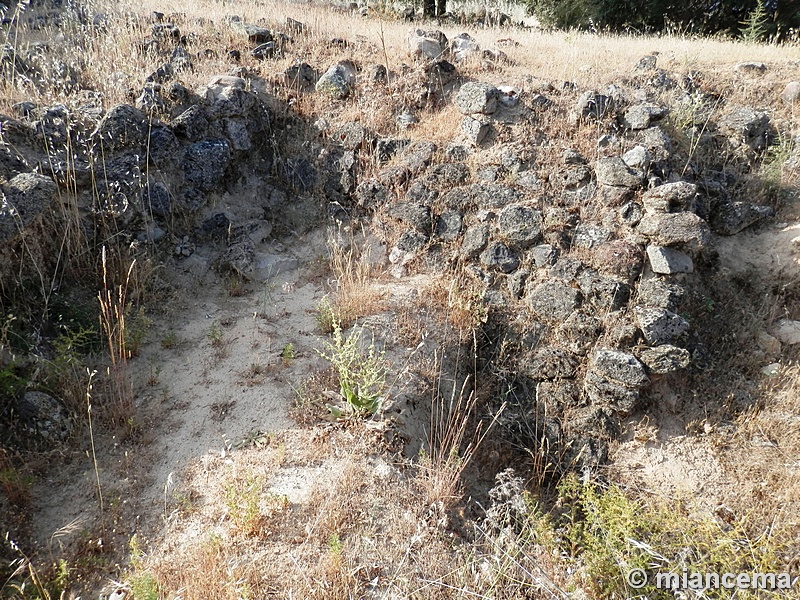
top-left (461, 116), bottom-right (491, 145)
top-left (782, 82), bottom-right (800, 104)
top-left (637, 278), bottom-right (685, 310)
top-left (576, 91), bottom-right (613, 119)
top-left (595, 157), bottom-right (644, 188)
top-left (355, 180), bottom-right (389, 208)
top-left (450, 32), bottom-right (480, 62)
top-left (538, 380), bottom-right (581, 410)
top-left (0, 172), bottom-right (58, 242)
top-left (498, 204), bottom-right (543, 249)
top-left (199, 76), bottom-right (255, 118)
top-left (143, 181), bottom-right (172, 217)
top-left (441, 183), bottom-right (518, 210)
top-left (408, 28), bottom-right (447, 60)
top-left (387, 202), bottom-right (431, 233)
top-left (634, 54), bottom-right (657, 72)
top-left (577, 270), bottom-right (630, 311)
top-left (92, 104), bottom-right (147, 153)
top-left (455, 82), bottom-right (499, 115)
top-left (172, 105), bottom-right (208, 140)
top-left (585, 349), bottom-right (648, 414)
top-left (423, 162), bottom-right (469, 190)
top-left (315, 62), bottom-right (357, 99)
top-left (623, 103), bottom-right (667, 130)
top-left (549, 257), bottom-right (583, 282)
top-left (646, 245), bottom-right (694, 274)
top-left (0, 143), bottom-right (30, 180)
top-left (710, 201), bottom-right (772, 235)
top-left (224, 118), bottom-right (251, 150)
top-left (622, 145), bottom-right (650, 170)
top-left (531, 244), bottom-right (558, 268)
top-left (434, 209), bottom-right (464, 240)
top-left (717, 107), bottom-right (771, 150)
top-left (554, 164), bottom-right (591, 189)
top-left (367, 64), bottom-right (388, 84)
top-left (556, 311), bottom-right (602, 356)
top-left (619, 201), bottom-right (643, 226)
top-left (396, 230), bottom-right (427, 252)
top-left (284, 62), bottom-right (318, 90)
top-left (639, 125), bottom-right (673, 161)
top-left (375, 138), bottom-right (410, 162)
top-left (251, 42), bottom-right (278, 60)
top-left (507, 269), bottom-right (529, 299)
top-left (231, 21), bottom-right (273, 43)
top-left (637, 212), bottom-right (710, 251)
top-left (399, 141), bottom-right (437, 173)
top-left (182, 138), bottom-right (231, 191)
top-left (584, 370), bottom-right (641, 415)
top-left (480, 241), bottom-right (519, 273)
top-left (332, 122), bottom-right (365, 150)
top-left (526, 346), bottom-right (579, 379)
top-left (527, 279), bottom-right (582, 321)
top-left (639, 345), bottom-right (691, 373)
top-left (460, 223), bottom-right (489, 259)
top-left (642, 181), bottom-right (698, 213)
top-left (15, 391), bottom-right (72, 443)
top-left (591, 239), bottom-right (644, 283)
top-left (573, 224), bottom-right (610, 249)
top-left (634, 306), bottom-right (689, 345)
top-left (590, 349), bottom-right (649, 388)
top-left (734, 62), bottom-right (766, 75)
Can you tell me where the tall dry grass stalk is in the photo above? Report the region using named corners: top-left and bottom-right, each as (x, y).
top-left (97, 245), bottom-right (135, 425)
top-left (326, 232), bottom-right (385, 329)
top-left (419, 346), bottom-right (506, 507)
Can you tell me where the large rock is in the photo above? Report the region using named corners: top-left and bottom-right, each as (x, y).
top-left (407, 29), bottom-right (447, 60)
top-left (782, 82), bottom-right (800, 104)
top-left (460, 223), bottom-right (489, 259)
top-left (455, 82), bottom-right (499, 115)
top-left (92, 104), bottom-right (147, 153)
top-left (576, 91), bottom-right (613, 120)
top-left (441, 183), bottom-right (518, 210)
top-left (230, 21), bottom-right (273, 44)
top-left (182, 139), bottom-right (231, 191)
top-left (434, 209), bottom-right (463, 240)
top-left (498, 204), bottom-right (543, 249)
top-left (423, 162), bottom-right (470, 190)
top-left (199, 76), bottom-right (255, 118)
top-left (461, 117), bottom-right (490, 145)
top-left (480, 241), bottom-right (519, 273)
top-left (527, 280), bottom-right (582, 322)
top-left (315, 61), bottom-right (357, 99)
top-left (526, 346), bottom-right (579, 379)
top-left (450, 33), bottom-right (480, 62)
top-left (637, 278), bottom-right (685, 310)
top-left (642, 181), bottom-right (698, 213)
top-left (639, 345), bottom-right (691, 373)
top-left (15, 391), bottom-right (72, 443)
top-left (637, 212), bottom-right (710, 251)
top-left (594, 157), bottom-right (644, 188)
top-left (0, 172), bottom-right (58, 242)
top-left (709, 201), bottom-right (772, 235)
top-left (584, 349), bottom-right (648, 414)
top-left (623, 102), bottom-right (667, 130)
top-left (646, 245), bottom-right (694, 274)
top-left (634, 306), bottom-right (689, 345)
top-left (717, 107), bottom-right (771, 150)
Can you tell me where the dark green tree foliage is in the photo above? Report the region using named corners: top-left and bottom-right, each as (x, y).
top-left (527, 0), bottom-right (800, 40)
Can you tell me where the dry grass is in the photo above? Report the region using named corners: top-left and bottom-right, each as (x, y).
top-left (323, 230), bottom-right (386, 330)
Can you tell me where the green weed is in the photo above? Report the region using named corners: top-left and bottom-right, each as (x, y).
top-left (316, 319), bottom-right (388, 417)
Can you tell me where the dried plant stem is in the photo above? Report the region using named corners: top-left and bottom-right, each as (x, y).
top-left (98, 245), bottom-right (136, 425)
